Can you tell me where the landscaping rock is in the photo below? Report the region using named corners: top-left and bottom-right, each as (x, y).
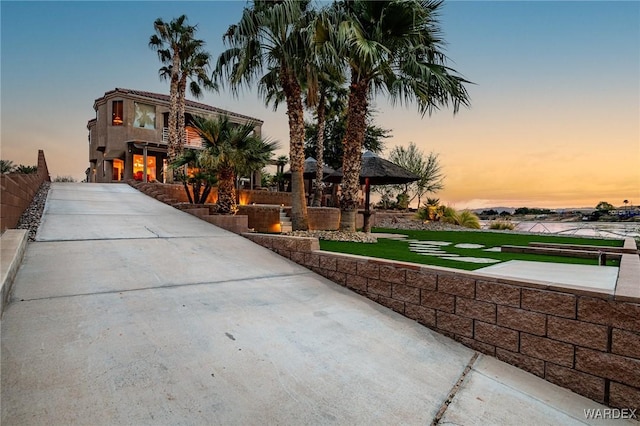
top-left (17, 181), bottom-right (50, 241)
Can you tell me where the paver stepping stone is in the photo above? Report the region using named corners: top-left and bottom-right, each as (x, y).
top-left (449, 257), bottom-right (501, 264)
top-left (419, 241), bottom-right (452, 246)
top-left (454, 243), bottom-right (485, 249)
top-left (483, 247), bottom-right (502, 252)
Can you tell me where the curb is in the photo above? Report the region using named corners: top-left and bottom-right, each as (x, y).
top-left (0, 229), bottom-right (29, 318)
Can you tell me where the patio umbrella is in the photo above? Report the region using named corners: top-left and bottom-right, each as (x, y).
top-left (324, 151), bottom-right (419, 231)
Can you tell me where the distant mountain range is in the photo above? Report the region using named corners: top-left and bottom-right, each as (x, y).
top-left (470, 207), bottom-right (597, 214)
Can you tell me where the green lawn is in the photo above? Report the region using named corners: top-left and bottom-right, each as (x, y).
top-left (319, 228), bottom-right (623, 271)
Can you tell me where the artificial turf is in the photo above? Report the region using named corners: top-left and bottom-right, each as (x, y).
top-left (318, 228), bottom-right (623, 271)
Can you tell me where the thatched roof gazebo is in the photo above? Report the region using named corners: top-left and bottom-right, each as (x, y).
top-left (325, 151), bottom-right (419, 231)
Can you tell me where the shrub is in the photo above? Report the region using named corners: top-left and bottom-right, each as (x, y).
top-left (441, 206), bottom-right (458, 224)
top-left (1, 160), bottom-right (16, 174)
top-left (458, 210), bottom-right (481, 229)
top-left (441, 207), bottom-right (481, 229)
top-left (53, 176), bottom-right (77, 182)
top-left (489, 220), bottom-right (515, 230)
top-left (16, 165), bottom-right (38, 174)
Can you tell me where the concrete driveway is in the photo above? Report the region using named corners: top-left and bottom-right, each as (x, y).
top-left (1, 183), bottom-right (627, 425)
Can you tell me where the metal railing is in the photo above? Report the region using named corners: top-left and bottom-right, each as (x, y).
top-left (162, 127), bottom-right (203, 149)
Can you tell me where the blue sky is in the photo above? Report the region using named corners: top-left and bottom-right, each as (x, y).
top-left (1, 1), bottom-right (638, 209)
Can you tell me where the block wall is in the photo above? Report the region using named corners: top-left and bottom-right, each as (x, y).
top-left (243, 233), bottom-right (640, 411)
top-left (308, 207), bottom-right (340, 231)
top-left (0, 150), bottom-right (51, 232)
top-left (237, 205), bottom-right (281, 233)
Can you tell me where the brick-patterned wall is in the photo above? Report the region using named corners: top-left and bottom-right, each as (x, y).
top-left (0, 150), bottom-right (51, 232)
top-left (237, 205), bottom-right (281, 233)
top-left (243, 233), bottom-right (640, 410)
top-left (132, 182), bottom-right (343, 232)
top-left (133, 182), bottom-right (217, 204)
top-left (308, 207), bottom-right (340, 231)
top-left (240, 189), bottom-right (291, 206)
top-left (131, 182), bottom-right (293, 207)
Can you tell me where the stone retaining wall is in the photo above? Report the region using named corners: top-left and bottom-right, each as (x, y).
top-left (243, 233), bottom-right (640, 410)
top-left (0, 150), bottom-right (50, 232)
top-left (130, 182), bottom-right (294, 207)
top-left (237, 205), bottom-right (282, 233)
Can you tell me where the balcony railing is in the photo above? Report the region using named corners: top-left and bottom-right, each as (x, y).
top-left (162, 127), bottom-right (204, 149)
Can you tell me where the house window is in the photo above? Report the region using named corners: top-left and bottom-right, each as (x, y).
top-left (134, 102), bottom-right (156, 129)
top-left (112, 159), bottom-right (124, 181)
top-left (112, 100), bottom-right (123, 125)
top-left (133, 154), bottom-right (156, 182)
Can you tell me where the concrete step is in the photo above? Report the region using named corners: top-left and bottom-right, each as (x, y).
top-left (279, 208), bottom-right (292, 233)
top-left (280, 223), bottom-right (292, 233)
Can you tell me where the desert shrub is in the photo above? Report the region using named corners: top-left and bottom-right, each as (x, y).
top-left (440, 207), bottom-right (481, 229)
top-left (441, 206), bottom-right (458, 224)
top-left (457, 210), bottom-right (481, 229)
top-left (53, 176), bottom-right (77, 182)
top-left (489, 220), bottom-right (515, 230)
top-left (1, 160), bottom-right (16, 174)
top-left (16, 165), bottom-right (38, 174)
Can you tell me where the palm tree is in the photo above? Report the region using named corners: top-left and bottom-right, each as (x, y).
top-left (310, 66), bottom-right (347, 207)
top-left (275, 155), bottom-right (288, 191)
top-left (150, 15), bottom-right (215, 172)
top-left (304, 106), bottom-right (390, 170)
top-left (176, 39), bottom-right (216, 158)
top-left (216, 0), bottom-right (313, 230)
top-left (192, 115), bottom-right (278, 214)
top-left (316, 0), bottom-right (471, 231)
top-left (259, 57), bottom-right (346, 207)
top-left (150, 15), bottom-right (192, 165)
top-left (170, 149), bottom-right (217, 204)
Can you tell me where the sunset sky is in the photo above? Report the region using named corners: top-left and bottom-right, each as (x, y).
top-left (1, 1), bottom-right (638, 209)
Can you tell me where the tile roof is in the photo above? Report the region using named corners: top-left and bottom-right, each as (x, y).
top-left (97, 88), bottom-right (263, 124)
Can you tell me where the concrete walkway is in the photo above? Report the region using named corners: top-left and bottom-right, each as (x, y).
top-left (1, 183), bottom-right (633, 425)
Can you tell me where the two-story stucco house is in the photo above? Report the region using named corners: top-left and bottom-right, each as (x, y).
top-left (87, 88), bottom-right (263, 183)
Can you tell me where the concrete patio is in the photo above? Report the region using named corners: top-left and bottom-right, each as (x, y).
top-left (1, 183), bottom-right (635, 425)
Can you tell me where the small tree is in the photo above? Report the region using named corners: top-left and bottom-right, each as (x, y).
top-left (389, 143), bottom-right (444, 208)
top-left (595, 201), bottom-right (614, 213)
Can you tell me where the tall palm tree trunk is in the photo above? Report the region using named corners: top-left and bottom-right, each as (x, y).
top-left (281, 68), bottom-right (308, 231)
top-left (166, 55), bottom-right (180, 182)
top-left (177, 79), bottom-right (187, 159)
top-left (339, 78), bottom-right (369, 231)
top-left (312, 92), bottom-right (326, 207)
top-left (217, 166), bottom-right (236, 214)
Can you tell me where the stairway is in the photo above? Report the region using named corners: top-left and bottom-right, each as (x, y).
top-left (280, 208), bottom-right (292, 233)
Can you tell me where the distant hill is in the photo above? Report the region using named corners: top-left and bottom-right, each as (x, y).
top-left (471, 207), bottom-right (597, 214)
top-left (471, 207), bottom-right (516, 214)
